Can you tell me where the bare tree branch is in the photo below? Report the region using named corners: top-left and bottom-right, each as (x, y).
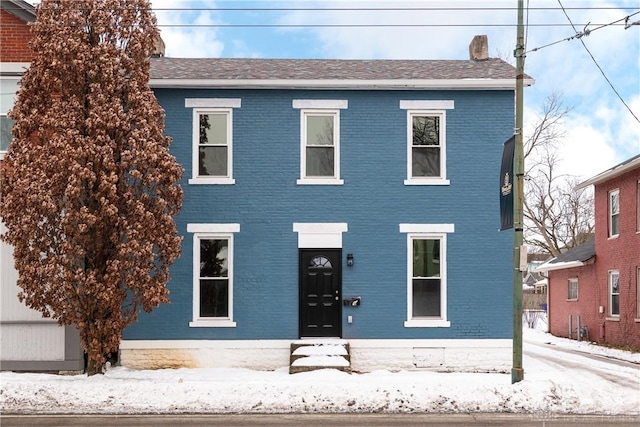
top-left (523, 92), bottom-right (593, 256)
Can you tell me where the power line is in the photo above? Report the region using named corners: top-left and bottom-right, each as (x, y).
top-left (556, 0), bottom-right (639, 124)
top-left (525, 10), bottom-right (640, 54)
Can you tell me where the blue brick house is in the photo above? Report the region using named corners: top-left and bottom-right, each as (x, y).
top-left (120, 42), bottom-right (534, 372)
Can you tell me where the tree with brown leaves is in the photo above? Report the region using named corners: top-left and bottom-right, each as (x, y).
top-left (0, 0), bottom-right (183, 375)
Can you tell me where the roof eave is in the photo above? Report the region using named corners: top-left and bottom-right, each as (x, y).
top-left (1, 0), bottom-right (36, 22)
top-left (575, 156), bottom-right (640, 190)
top-left (535, 260), bottom-right (586, 273)
top-left (149, 78), bottom-right (534, 90)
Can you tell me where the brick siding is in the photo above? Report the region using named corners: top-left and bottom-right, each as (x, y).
top-left (0, 9), bottom-right (33, 62)
top-left (548, 166), bottom-right (640, 349)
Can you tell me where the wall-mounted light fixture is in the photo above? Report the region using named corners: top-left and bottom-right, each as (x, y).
top-left (346, 253), bottom-right (354, 266)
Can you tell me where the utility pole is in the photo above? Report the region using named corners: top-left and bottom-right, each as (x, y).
top-left (512, 0), bottom-right (525, 384)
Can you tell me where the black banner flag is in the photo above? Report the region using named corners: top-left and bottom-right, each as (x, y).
top-left (500, 136), bottom-right (515, 231)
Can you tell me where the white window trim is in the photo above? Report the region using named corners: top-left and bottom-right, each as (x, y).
top-left (609, 270), bottom-right (620, 317)
top-left (636, 181), bottom-right (640, 233)
top-left (293, 222), bottom-right (347, 248)
top-left (186, 99), bottom-right (241, 185)
top-left (400, 100), bottom-right (454, 110)
top-left (400, 223), bottom-right (454, 327)
top-left (293, 100), bottom-right (347, 186)
top-left (293, 99), bottom-right (348, 110)
top-left (403, 108), bottom-right (450, 186)
top-left (636, 266), bottom-right (640, 320)
top-left (188, 223), bottom-right (240, 328)
top-left (609, 189), bottom-right (619, 238)
top-left (567, 278), bottom-right (578, 301)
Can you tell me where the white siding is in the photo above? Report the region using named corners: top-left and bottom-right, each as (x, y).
top-left (0, 324), bottom-right (65, 360)
top-left (1, 223), bottom-right (48, 322)
top-left (1, 223), bottom-right (67, 362)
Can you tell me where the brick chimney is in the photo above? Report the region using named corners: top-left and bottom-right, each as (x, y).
top-left (151, 34), bottom-right (166, 58)
top-left (469, 35), bottom-right (489, 60)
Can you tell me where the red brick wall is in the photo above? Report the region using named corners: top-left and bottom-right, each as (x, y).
top-left (548, 165), bottom-right (640, 350)
top-left (593, 166), bottom-right (640, 349)
top-left (548, 263), bottom-right (598, 340)
top-left (0, 9), bottom-right (33, 62)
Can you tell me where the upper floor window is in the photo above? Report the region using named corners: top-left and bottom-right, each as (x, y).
top-left (636, 181), bottom-right (639, 233)
top-left (187, 223), bottom-right (240, 327)
top-left (186, 98), bottom-right (241, 185)
top-left (567, 278), bottom-right (578, 300)
top-left (609, 189), bottom-right (619, 237)
top-left (400, 223), bottom-right (454, 328)
top-left (400, 100), bottom-right (453, 186)
top-left (609, 270), bottom-right (619, 317)
top-left (293, 99), bottom-right (347, 185)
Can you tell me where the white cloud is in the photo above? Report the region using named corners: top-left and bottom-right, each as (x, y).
top-left (151, 0), bottom-right (225, 58)
top-left (556, 116), bottom-right (618, 180)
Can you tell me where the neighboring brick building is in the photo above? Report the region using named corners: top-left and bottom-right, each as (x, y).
top-left (538, 154), bottom-right (640, 350)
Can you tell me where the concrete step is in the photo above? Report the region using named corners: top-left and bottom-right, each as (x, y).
top-left (289, 340), bottom-right (351, 374)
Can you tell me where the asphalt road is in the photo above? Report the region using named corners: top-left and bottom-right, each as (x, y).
top-left (2, 414), bottom-right (640, 426)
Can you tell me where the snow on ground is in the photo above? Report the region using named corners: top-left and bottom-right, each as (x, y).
top-left (1, 327), bottom-right (639, 415)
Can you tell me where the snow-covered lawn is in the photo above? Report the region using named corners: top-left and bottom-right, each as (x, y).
top-left (1, 328), bottom-right (638, 415)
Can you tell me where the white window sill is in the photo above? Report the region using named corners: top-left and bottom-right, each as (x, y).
top-left (404, 179), bottom-right (450, 186)
top-left (189, 178), bottom-right (235, 185)
top-left (297, 178), bottom-right (344, 185)
top-left (605, 316), bottom-right (620, 322)
top-left (404, 319), bottom-right (451, 328)
top-left (189, 320), bottom-right (237, 328)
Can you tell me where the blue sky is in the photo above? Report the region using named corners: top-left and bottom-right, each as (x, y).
top-left (26, 0), bottom-right (639, 180)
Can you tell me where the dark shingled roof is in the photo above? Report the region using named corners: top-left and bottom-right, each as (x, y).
top-left (548, 238), bottom-right (596, 265)
top-left (150, 57), bottom-right (525, 81)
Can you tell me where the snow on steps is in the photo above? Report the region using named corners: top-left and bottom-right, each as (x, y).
top-left (289, 340), bottom-right (351, 374)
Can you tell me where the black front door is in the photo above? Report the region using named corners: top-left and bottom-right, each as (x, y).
top-left (299, 249), bottom-right (342, 338)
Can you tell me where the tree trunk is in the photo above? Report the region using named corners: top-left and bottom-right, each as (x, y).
top-left (86, 357), bottom-right (103, 376)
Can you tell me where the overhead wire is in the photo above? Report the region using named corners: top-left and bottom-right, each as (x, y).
top-left (525, 10), bottom-right (640, 54)
top-left (556, 0), bottom-right (639, 124)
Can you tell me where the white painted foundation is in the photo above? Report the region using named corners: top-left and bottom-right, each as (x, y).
top-left (119, 339), bottom-right (512, 373)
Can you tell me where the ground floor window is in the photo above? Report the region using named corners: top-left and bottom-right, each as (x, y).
top-left (400, 223), bottom-right (454, 327)
top-left (568, 278), bottom-right (578, 300)
top-left (636, 267), bottom-right (640, 319)
top-left (187, 223), bottom-right (240, 327)
top-left (609, 270), bottom-right (619, 317)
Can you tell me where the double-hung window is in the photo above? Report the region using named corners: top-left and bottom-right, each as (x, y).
top-left (609, 270), bottom-right (619, 317)
top-left (609, 189), bottom-right (619, 237)
top-left (0, 77), bottom-right (19, 157)
top-left (400, 223), bottom-right (454, 327)
top-left (568, 278), bottom-right (578, 300)
top-left (187, 223), bottom-right (240, 327)
top-left (400, 100), bottom-right (453, 186)
top-left (186, 98), bottom-right (241, 185)
top-left (293, 99), bottom-right (347, 185)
